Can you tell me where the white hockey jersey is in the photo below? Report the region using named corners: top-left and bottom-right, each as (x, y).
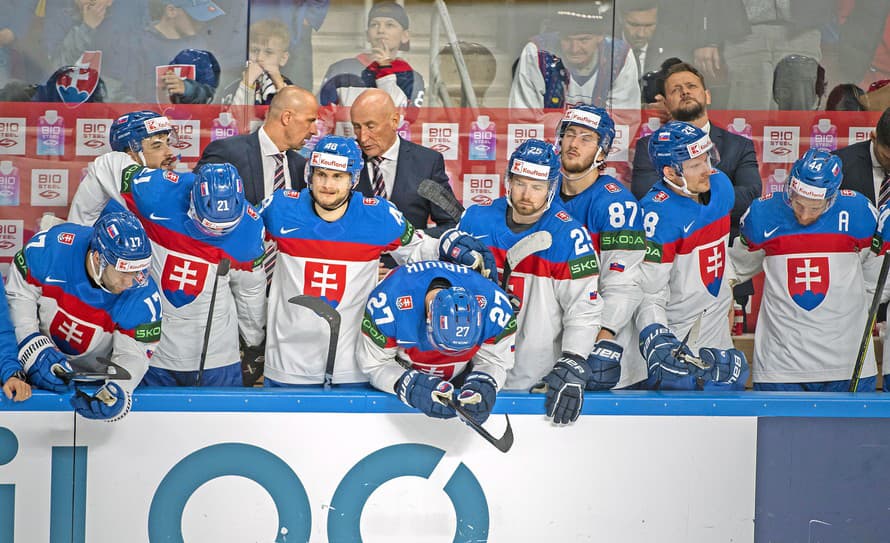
top-left (68, 152), bottom-right (140, 226)
top-left (458, 197), bottom-right (602, 390)
top-left (731, 190), bottom-right (879, 383)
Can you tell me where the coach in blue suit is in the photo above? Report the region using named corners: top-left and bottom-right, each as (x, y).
top-left (350, 89), bottom-right (457, 238)
top-left (196, 86), bottom-right (317, 206)
top-left (631, 62), bottom-right (761, 237)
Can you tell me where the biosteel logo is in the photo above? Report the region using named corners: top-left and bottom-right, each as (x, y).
top-left (509, 159), bottom-right (550, 181)
top-left (310, 152), bottom-right (349, 171)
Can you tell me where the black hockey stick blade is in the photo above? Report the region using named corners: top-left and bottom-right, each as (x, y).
top-left (445, 398), bottom-right (514, 453)
top-left (418, 179), bottom-right (465, 222)
top-left (850, 253), bottom-right (890, 391)
top-left (55, 356), bottom-right (132, 382)
top-left (673, 311), bottom-right (709, 371)
top-left (501, 231), bottom-right (553, 291)
top-left (289, 295), bottom-right (341, 389)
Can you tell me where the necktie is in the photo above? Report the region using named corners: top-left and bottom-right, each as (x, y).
top-left (272, 153), bottom-right (286, 192)
top-left (370, 156), bottom-right (387, 199)
top-left (264, 153), bottom-right (286, 286)
top-left (880, 171), bottom-right (890, 209)
top-left (633, 48), bottom-right (644, 75)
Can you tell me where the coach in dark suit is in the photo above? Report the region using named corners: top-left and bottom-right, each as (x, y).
top-left (350, 88), bottom-right (457, 237)
top-left (196, 86), bottom-right (317, 206)
top-left (631, 62), bottom-right (761, 236)
top-left (834, 108), bottom-right (890, 204)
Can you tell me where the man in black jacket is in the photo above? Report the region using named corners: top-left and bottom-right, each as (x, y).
top-left (835, 108), bottom-right (890, 205)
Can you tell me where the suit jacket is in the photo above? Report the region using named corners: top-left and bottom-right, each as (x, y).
top-left (355, 137), bottom-right (458, 237)
top-left (196, 131), bottom-right (306, 206)
top-left (631, 124), bottom-right (761, 236)
top-left (835, 140), bottom-right (876, 203)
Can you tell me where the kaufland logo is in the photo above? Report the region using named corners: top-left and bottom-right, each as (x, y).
top-left (790, 176), bottom-right (827, 199)
top-left (510, 159), bottom-right (550, 181)
top-left (310, 152), bottom-right (349, 171)
top-left (144, 117), bottom-right (171, 134)
top-left (563, 109), bottom-right (601, 129)
top-left (686, 136), bottom-right (711, 158)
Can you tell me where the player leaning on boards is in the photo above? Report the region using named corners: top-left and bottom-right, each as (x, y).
top-left (731, 149), bottom-right (880, 391)
top-left (633, 121), bottom-right (749, 390)
top-left (259, 135), bottom-right (443, 387)
top-left (6, 212), bottom-right (162, 420)
top-left (555, 105), bottom-right (646, 389)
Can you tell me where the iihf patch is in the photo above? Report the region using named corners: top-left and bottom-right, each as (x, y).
top-left (363, 197), bottom-right (379, 206)
top-left (246, 206), bottom-right (258, 220)
top-left (589, 291), bottom-right (598, 300)
top-left (283, 190), bottom-right (300, 198)
top-left (604, 183), bottom-right (620, 193)
top-left (163, 171), bottom-right (179, 183)
top-left (653, 191), bottom-right (669, 202)
top-left (840, 189), bottom-right (855, 197)
top-left (555, 210), bottom-right (571, 222)
top-left (57, 232), bottom-right (75, 245)
top-left (475, 295), bottom-right (487, 309)
top-left (396, 296), bottom-right (413, 310)
top-left (609, 262), bottom-right (625, 272)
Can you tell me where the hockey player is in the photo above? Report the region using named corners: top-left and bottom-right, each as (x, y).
top-left (0, 281), bottom-right (30, 402)
top-left (5, 212), bottom-right (162, 420)
top-left (118, 162), bottom-right (266, 386)
top-left (68, 110), bottom-right (177, 226)
top-left (455, 138), bottom-right (611, 425)
top-left (731, 149), bottom-right (879, 391)
top-left (556, 105), bottom-right (646, 388)
top-left (358, 260), bottom-right (515, 423)
top-left (260, 135), bottom-right (441, 386)
top-left (635, 121), bottom-right (748, 391)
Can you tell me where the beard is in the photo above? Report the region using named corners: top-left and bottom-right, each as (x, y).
top-left (563, 153), bottom-right (597, 175)
top-left (672, 100), bottom-right (705, 122)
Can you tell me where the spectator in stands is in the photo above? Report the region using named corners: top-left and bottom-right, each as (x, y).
top-left (161, 48), bottom-right (220, 104)
top-left (319, 1), bottom-right (424, 108)
top-left (772, 54), bottom-right (826, 110)
top-left (219, 19), bottom-right (293, 106)
top-left (249, 0), bottom-right (329, 91)
top-left (836, 2), bottom-right (890, 90)
top-left (619, 0), bottom-right (660, 79)
top-left (825, 83), bottom-right (868, 111)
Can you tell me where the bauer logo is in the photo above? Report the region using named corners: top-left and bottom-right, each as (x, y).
top-left (763, 126), bottom-right (799, 163)
top-left (170, 120), bottom-right (200, 158)
top-left (76, 118), bottom-right (112, 156)
top-left (462, 174), bottom-right (499, 207)
top-left (0, 220), bottom-right (22, 256)
top-left (31, 169), bottom-right (68, 207)
top-left (507, 124), bottom-right (544, 156)
top-left (0, 118), bottom-right (25, 155)
top-left (848, 127), bottom-right (872, 145)
top-left (422, 123), bottom-right (459, 160)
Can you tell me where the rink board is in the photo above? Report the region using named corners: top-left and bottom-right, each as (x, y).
top-left (2, 390), bottom-right (890, 542)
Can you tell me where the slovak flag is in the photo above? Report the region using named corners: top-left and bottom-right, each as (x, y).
top-left (609, 262), bottom-right (625, 272)
top-left (589, 291), bottom-right (598, 300)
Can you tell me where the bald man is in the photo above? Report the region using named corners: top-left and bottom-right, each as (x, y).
top-left (350, 89), bottom-right (456, 237)
top-left (197, 85), bottom-right (319, 205)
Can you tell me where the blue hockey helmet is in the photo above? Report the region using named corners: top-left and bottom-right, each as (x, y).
top-left (110, 111), bottom-right (174, 153)
top-left (90, 211), bottom-right (151, 288)
top-left (170, 49), bottom-right (221, 90)
top-left (558, 104), bottom-right (615, 157)
top-left (506, 138), bottom-right (561, 208)
top-left (648, 121), bottom-right (719, 176)
top-left (786, 148), bottom-right (843, 206)
top-left (426, 286), bottom-right (483, 355)
top-left (306, 135), bottom-right (365, 188)
top-left (189, 163), bottom-right (245, 236)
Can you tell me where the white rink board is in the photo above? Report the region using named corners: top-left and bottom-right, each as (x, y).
top-left (0, 412), bottom-right (756, 542)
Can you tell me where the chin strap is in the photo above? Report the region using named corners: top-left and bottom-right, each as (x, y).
top-left (87, 252), bottom-right (113, 294)
top-left (662, 174), bottom-right (698, 197)
top-left (560, 150), bottom-right (606, 182)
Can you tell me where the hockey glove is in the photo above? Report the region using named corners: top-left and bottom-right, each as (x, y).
top-left (396, 370), bottom-right (457, 419)
top-left (241, 340), bottom-right (265, 387)
top-left (542, 353), bottom-right (589, 425)
top-left (438, 228), bottom-right (498, 282)
top-left (456, 371), bottom-right (498, 424)
top-left (697, 347), bottom-right (748, 385)
top-left (585, 339), bottom-right (623, 390)
top-left (18, 333), bottom-right (73, 393)
top-left (639, 324), bottom-right (694, 382)
top-left (70, 381), bottom-right (129, 421)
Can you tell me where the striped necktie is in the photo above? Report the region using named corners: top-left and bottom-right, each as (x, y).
top-left (272, 153), bottom-right (285, 192)
top-left (879, 170), bottom-right (890, 209)
top-left (370, 156), bottom-right (387, 198)
top-left (264, 153), bottom-right (286, 286)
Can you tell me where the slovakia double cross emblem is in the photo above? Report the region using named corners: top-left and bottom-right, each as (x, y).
top-left (787, 256), bottom-right (829, 310)
top-left (698, 240), bottom-right (725, 297)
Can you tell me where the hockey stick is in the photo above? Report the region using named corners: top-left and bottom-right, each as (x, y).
top-left (672, 311), bottom-right (710, 371)
top-left (418, 178), bottom-right (465, 222)
top-left (443, 397), bottom-right (514, 453)
top-left (500, 231), bottom-right (553, 292)
top-left (196, 258), bottom-right (230, 386)
top-left (289, 295), bottom-right (341, 390)
top-left (54, 356), bottom-right (132, 383)
top-left (850, 254), bottom-right (890, 392)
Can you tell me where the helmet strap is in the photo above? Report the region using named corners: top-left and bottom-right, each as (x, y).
top-left (87, 250), bottom-right (114, 294)
top-left (662, 173), bottom-right (696, 197)
top-left (561, 149), bottom-right (606, 182)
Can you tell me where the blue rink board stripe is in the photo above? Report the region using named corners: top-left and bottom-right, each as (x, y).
top-left (6, 389), bottom-right (890, 417)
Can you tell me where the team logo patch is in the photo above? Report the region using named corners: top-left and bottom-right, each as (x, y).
top-left (787, 256), bottom-right (829, 311)
top-left (697, 240), bottom-right (725, 297)
top-left (475, 295), bottom-right (487, 309)
top-left (604, 183), bottom-right (620, 193)
top-left (57, 232), bottom-right (75, 245)
top-left (840, 189), bottom-right (854, 197)
top-left (555, 210), bottom-right (571, 222)
top-left (49, 308), bottom-right (98, 355)
top-left (397, 295), bottom-right (413, 310)
top-left (303, 261), bottom-right (347, 307)
top-left (161, 255), bottom-right (210, 308)
top-left (55, 51), bottom-right (102, 105)
top-left (363, 197), bottom-right (378, 206)
top-left (163, 171), bottom-right (179, 183)
top-left (653, 191), bottom-right (669, 202)
top-left (246, 206), bottom-right (258, 220)
top-left (284, 190), bottom-right (300, 198)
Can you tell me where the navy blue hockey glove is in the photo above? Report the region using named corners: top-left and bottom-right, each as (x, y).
top-left (396, 370), bottom-right (457, 419)
top-left (542, 353), bottom-right (589, 425)
top-left (17, 333), bottom-right (73, 393)
top-left (70, 381), bottom-right (129, 421)
top-left (639, 324), bottom-right (694, 382)
top-left (585, 339), bottom-right (623, 390)
top-left (456, 371), bottom-right (498, 424)
top-left (697, 347), bottom-right (748, 385)
top-left (438, 228), bottom-right (498, 282)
